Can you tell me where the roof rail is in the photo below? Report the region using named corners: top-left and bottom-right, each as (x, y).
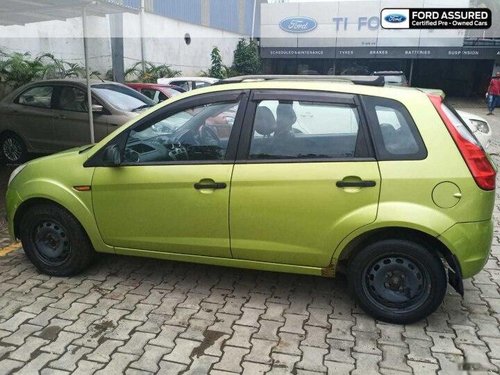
top-left (217, 75), bottom-right (385, 87)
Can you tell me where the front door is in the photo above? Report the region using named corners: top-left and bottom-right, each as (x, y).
top-left (91, 91), bottom-right (247, 257)
top-left (230, 90), bottom-right (381, 267)
top-left (51, 85), bottom-right (109, 151)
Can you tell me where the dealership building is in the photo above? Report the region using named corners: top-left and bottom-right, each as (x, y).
top-left (259, 0), bottom-right (500, 96)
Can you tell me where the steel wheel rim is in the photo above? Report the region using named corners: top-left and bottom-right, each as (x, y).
top-left (363, 254), bottom-right (431, 312)
top-left (3, 137), bottom-right (22, 162)
top-left (32, 220), bottom-right (71, 265)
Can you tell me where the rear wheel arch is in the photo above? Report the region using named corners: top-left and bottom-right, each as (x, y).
top-left (0, 130), bottom-right (29, 163)
top-left (336, 226), bottom-right (461, 290)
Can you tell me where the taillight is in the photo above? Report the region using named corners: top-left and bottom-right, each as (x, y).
top-left (428, 94), bottom-right (496, 191)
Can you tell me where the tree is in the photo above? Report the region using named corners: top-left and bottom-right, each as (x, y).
top-left (230, 39), bottom-right (261, 76)
top-left (208, 47), bottom-right (226, 79)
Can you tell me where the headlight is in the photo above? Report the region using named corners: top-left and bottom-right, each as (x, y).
top-left (8, 163), bottom-right (27, 186)
top-left (469, 119), bottom-right (489, 134)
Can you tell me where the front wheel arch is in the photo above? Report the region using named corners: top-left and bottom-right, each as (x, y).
top-left (14, 198), bottom-right (78, 239)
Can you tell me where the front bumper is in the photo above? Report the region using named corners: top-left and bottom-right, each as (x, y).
top-left (438, 219), bottom-right (493, 279)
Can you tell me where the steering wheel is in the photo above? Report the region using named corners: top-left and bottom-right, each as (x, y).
top-left (199, 125), bottom-right (220, 147)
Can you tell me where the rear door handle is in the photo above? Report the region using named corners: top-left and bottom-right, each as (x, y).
top-left (194, 181), bottom-right (227, 190)
top-left (336, 180), bottom-right (376, 188)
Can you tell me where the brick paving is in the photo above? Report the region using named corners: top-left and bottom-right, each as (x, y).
top-left (0, 105), bottom-right (498, 374)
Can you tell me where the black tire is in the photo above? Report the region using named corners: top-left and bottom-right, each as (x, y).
top-left (348, 239), bottom-right (447, 324)
top-left (0, 133), bottom-right (28, 164)
top-left (19, 204), bottom-right (95, 276)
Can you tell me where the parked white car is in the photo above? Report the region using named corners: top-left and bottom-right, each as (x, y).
top-left (157, 77), bottom-right (219, 91)
top-left (457, 110), bottom-right (492, 149)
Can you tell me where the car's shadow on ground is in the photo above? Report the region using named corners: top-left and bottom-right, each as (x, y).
top-left (88, 252), bottom-right (356, 312)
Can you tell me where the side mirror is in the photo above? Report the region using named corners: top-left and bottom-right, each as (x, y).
top-left (102, 144), bottom-right (121, 166)
top-left (92, 104), bottom-right (104, 113)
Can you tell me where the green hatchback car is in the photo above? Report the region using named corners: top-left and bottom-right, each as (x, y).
top-left (6, 76), bottom-right (496, 324)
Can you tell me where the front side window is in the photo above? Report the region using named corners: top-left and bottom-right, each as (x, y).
top-left (248, 99), bottom-right (361, 160)
top-left (140, 89), bottom-right (157, 101)
top-left (56, 86), bottom-right (87, 112)
top-left (123, 100), bottom-right (240, 164)
top-left (16, 86), bottom-right (53, 108)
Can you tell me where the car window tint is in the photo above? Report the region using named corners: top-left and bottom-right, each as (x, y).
top-left (17, 86), bottom-right (53, 108)
top-left (124, 100), bottom-right (240, 164)
top-left (57, 86), bottom-right (87, 112)
top-left (170, 81), bottom-right (189, 91)
top-left (362, 95), bottom-right (426, 160)
top-left (249, 99), bottom-right (360, 160)
top-left (194, 81), bottom-right (211, 89)
top-left (374, 105), bottom-right (419, 155)
top-left (140, 89), bottom-right (157, 102)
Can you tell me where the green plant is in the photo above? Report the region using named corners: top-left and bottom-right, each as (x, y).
top-left (230, 39), bottom-right (261, 76)
top-left (0, 52), bottom-right (47, 87)
top-left (208, 47), bottom-right (227, 79)
top-left (125, 61), bottom-right (181, 83)
top-left (0, 50), bottom-right (101, 89)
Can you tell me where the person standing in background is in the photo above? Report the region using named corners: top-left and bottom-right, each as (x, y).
top-left (486, 71), bottom-right (500, 115)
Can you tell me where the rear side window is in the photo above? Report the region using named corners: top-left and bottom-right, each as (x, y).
top-left (363, 96), bottom-right (426, 160)
top-left (248, 99), bottom-right (362, 160)
top-left (16, 86), bottom-right (53, 108)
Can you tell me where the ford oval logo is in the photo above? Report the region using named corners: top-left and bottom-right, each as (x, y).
top-left (279, 17), bottom-right (317, 33)
top-left (384, 14), bottom-right (407, 23)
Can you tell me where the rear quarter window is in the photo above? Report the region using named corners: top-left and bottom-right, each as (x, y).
top-left (362, 96), bottom-right (427, 160)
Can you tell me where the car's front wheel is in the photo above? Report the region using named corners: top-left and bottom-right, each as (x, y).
top-left (19, 203), bottom-right (95, 276)
top-left (348, 239), bottom-right (447, 324)
top-left (0, 133), bottom-right (27, 164)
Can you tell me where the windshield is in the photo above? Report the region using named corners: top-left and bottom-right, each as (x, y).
top-left (383, 75), bottom-right (405, 84)
top-left (92, 84), bottom-right (154, 112)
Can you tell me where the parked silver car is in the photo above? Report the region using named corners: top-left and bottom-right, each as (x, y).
top-left (0, 79), bottom-right (154, 163)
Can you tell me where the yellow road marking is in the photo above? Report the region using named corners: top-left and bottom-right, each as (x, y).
top-left (0, 242), bottom-right (21, 256)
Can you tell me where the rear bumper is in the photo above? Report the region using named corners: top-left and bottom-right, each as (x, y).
top-left (438, 219), bottom-right (493, 279)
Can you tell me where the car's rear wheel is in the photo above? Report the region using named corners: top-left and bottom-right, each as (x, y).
top-left (348, 239), bottom-right (447, 324)
top-left (0, 133), bottom-right (27, 164)
top-left (19, 204), bottom-right (95, 276)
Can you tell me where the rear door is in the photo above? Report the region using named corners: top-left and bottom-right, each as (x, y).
top-left (229, 90), bottom-right (381, 267)
top-left (9, 84), bottom-right (56, 152)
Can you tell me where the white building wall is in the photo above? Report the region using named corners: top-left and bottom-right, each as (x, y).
top-left (0, 12), bottom-right (245, 76)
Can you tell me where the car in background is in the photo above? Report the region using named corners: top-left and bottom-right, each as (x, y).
top-left (372, 71), bottom-right (408, 86)
top-left (126, 82), bottom-right (184, 104)
top-left (457, 110), bottom-right (491, 149)
top-left (0, 79), bottom-right (154, 163)
top-left (157, 77), bottom-right (219, 91)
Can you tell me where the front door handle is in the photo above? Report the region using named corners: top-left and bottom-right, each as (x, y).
top-left (336, 180), bottom-right (376, 188)
top-left (194, 180), bottom-right (227, 190)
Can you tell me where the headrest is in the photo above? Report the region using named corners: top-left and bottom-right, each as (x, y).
top-left (254, 106), bottom-right (276, 136)
top-left (276, 102), bottom-right (297, 130)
